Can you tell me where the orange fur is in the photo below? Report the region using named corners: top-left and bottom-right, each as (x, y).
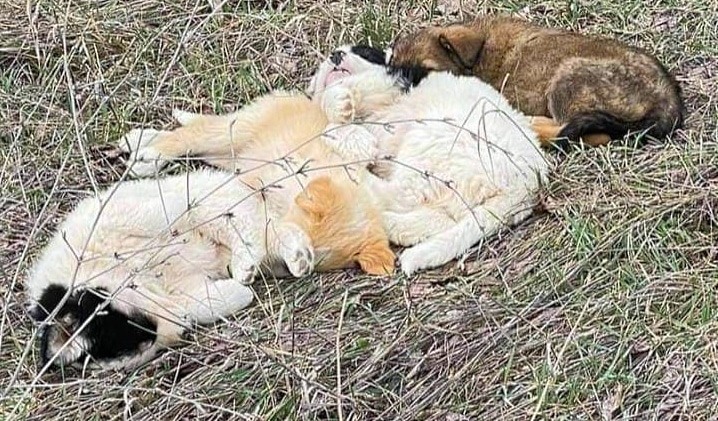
top-left (582, 133), bottom-right (612, 146)
top-left (529, 116), bottom-right (564, 147)
top-left (137, 95), bottom-right (331, 182)
top-left (121, 92), bottom-right (396, 275)
top-left (528, 116), bottom-right (611, 147)
top-left (289, 177), bottom-right (395, 275)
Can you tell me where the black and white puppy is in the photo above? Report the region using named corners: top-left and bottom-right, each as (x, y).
top-left (308, 44), bottom-right (429, 95)
top-left (28, 284), bottom-right (159, 370)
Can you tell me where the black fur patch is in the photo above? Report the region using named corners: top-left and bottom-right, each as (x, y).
top-left (349, 45), bottom-right (430, 92)
top-left (30, 283), bottom-right (70, 321)
top-left (557, 109), bottom-right (680, 150)
top-left (35, 284), bottom-right (157, 365)
top-left (350, 45), bottom-right (386, 65)
top-left (389, 65), bottom-right (430, 92)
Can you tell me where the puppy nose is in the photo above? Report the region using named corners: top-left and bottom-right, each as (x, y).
top-left (330, 50), bottom-right (345, 65)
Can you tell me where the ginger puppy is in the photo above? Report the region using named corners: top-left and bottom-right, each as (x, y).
top-left (388, 15), bottom-right (684, 148)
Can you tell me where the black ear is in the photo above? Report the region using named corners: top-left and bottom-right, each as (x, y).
top-left (76, 288), bottom-right (109, 318)
top-left (77, 287), bottom-right (158, 361)
top-left (85, 309), bottom-right (158, 361)
top-left (29, 284), bottom-right (73, 322)
top-left (350, 45), bottom-right (387, 65)
top-left (389, 65), bottom-right (430, 91)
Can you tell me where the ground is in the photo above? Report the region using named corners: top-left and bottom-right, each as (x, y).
top-left (1, 0), bottom-right (717, 419)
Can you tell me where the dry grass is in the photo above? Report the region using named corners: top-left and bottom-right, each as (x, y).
top-left (2, 0), bottom-right (717, 419)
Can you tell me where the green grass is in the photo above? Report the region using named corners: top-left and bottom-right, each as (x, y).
top-left (2, 0), bottom-right (718, 419)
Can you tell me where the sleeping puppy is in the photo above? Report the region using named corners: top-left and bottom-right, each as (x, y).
top-left (117, 44), bottom-right (546, 277)
top-left (26, 170), bottom-right (392, 370)
top-left (27, 82), bottom-right (400, 370)
top-left (387, 15), bottom-right (684, 148)
top-left (118, 87), bottom-right (395, 277)
top-left (309, 45), bottom-right (549, 275)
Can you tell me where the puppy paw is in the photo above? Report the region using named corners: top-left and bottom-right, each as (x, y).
top-left (119, 128), bottom-right (162, 153)
top-left (184, 277), bottom-right (255, 325)
top-left (399, 238), bottom-right (458, 276)
top-left (398, 244), bottom-right (433, 277)
top-left (285, 245), bottom-right (315, 277)
top-left (231, 262), bottom-right (257, 285)
top-left (126, 147), bottom-right (166, 177)
top-left (322, 86), bottom-right (356, 123)
top-left (212, 279), bottom-right (254, 311)
top-left (278, 229), bottom-right (315, 277)
top-left (119, 129), bottom-right (170, 176)
top-left (382, 211), bottom-right (429, 247)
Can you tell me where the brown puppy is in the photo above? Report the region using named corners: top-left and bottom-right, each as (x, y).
top-left (388, 15), bottom-right (684, 148)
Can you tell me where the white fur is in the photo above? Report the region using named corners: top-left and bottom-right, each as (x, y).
top-left (312, 46), bottom-right (549, 275)
top-left (26, 169), bottom-right (317, 367)
top-left (118, 128), bottom-right (169, 177)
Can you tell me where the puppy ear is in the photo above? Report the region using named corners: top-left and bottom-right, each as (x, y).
top-left (294, 177), bottom-right (337, 218)
top-left (29, 284), bottom-right (72, 322)
top-left (355, 241), bottom-right (396, 276)
top-left (437, 25), bottom-right (484, 70)
top-left (27, 302), bottom-right (48, 322)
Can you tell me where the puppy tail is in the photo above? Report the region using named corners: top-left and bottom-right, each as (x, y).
top-left (558, 109), bottom-right (683, 147)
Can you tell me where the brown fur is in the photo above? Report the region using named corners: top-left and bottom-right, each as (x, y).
top-left (389, 16), bottom-right (684, 147)
top-left (124, 92), bottom-right (396, 275)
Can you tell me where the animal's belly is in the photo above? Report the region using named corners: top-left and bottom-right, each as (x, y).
top-left (385, 131), bottom-right (504, 217)
top-left (83, 230), bottom-right (232, 290)
top-left (147, 232), bottom-right (231, 282)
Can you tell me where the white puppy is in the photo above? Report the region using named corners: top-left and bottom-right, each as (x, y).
top-left (310, 45), bottom-right (549, 275)
top-left (25, 169), bottom-right (318, 369)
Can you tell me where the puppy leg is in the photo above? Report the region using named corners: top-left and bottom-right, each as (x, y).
top-left (181, 278), bottom-right (254, 324)
top-left (321, 73), bottom-right (399, 124)
top-left (172, 109), bottom-right (203, 126)
top-left (321, 85), bottom-right (357, 123)
top-left (323, 123), bottom-right (380, 162)
top-left (118, 129), bottom-right (173, 176)
top-left (119, 112), bottom-right (244, 176)
top-left (355, 239), bottom-right (396, 276)
top-left (225, 233), bottom-right (267, 284)
top-left (271, 223), bottom-right (315, 278)
top-left (382, 208), bottom-right (457, 247)
top-left (398, 191), bottom-right (532, 276)
top-left (529, 116), bottom-right (611, 147)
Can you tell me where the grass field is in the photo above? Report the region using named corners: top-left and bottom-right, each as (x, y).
top-left (1, 0), bottom-right (717, 419)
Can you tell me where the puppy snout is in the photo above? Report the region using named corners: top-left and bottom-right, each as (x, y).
top-left (330, 50), bottom-right (345, 65)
